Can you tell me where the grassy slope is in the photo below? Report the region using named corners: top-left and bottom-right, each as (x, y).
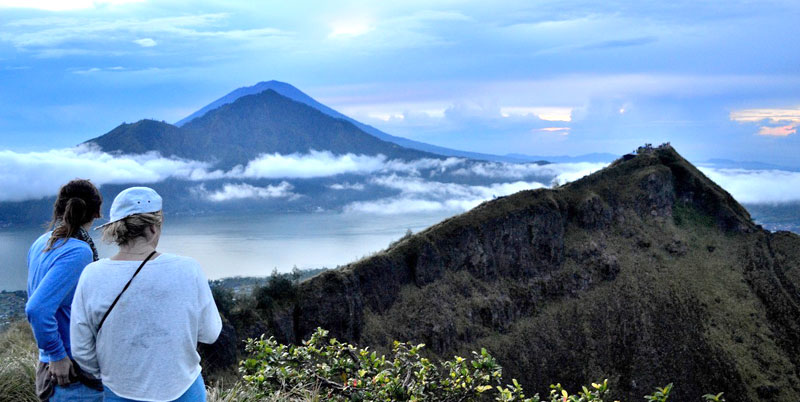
top-left (0, 322), bottom-right (37, 402)
top-left (0, 321), bottom-right (320, 402)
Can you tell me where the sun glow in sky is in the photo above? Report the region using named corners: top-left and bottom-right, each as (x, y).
top-left (328, 21), bottom-right (374, 38)
top-left (0, 0), bottom-right (799, 166)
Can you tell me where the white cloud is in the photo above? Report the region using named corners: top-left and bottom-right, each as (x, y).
top-left (381, 157), bottom-right (465, 176)
top-left (190, 152), bottom-right (466, 181)
top-left (535, 127), bottom-right (571, 136)
top-left (343, 160), bottom-right (610, 215)
top-left (0, 13), bottom-right (288, 50)
top-left (133, 38), bottom-right (157, 47)
top-left (730, 107), bottom-right (800, 124)
top-left (345, 198), bottom-right (472, 214)
top-left (0, 144), bottom-right (212, 202)
top-left (500, 106), bottom-right (572, 121)
top-left (224, 151), bottom-right (388, 179)
top-left (345, 175), bottom-right (547, 214)
top-left (730, 107), bottom-right (800, 137)
top-left (0, 0), bottom-right (142, 11)
top-left (196, 182), bottom-right (296, 202)
top-left (453, 161), bottom-right (607, 183)
top-left (329, 182), bottom-right (365, 191)
top-left (699, 167), bottom-right (800, 204)
top-left (371, 174), bottom-right (546, 198)
top-left (757, 125), bottom-right (796, 137)
top-left (348, 163), bottom-right (800, 214)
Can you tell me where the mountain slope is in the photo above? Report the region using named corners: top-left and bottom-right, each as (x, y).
top-left (212, 145), bottom-right (800, 401)
top-left (87, 89), bottom-right (437, 168)
top-left (176, 81), bottom-right (538, 163)
top-left (85, 119), bottom-right (187, 157)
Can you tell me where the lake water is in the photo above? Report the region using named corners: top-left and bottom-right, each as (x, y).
top-left (0, 211), bottom-right (456, 291)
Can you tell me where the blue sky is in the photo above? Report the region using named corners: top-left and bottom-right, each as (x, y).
top-left (1, 0), bottom-right (799, 166)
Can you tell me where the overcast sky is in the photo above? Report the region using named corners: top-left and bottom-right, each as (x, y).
top-left (1, 0), bottom-right (799, 166)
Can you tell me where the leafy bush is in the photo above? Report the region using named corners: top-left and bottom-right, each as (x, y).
top-left (254, 269), bottom-right (298, 313)
top-left (237, 328), bottom-right (725, 402)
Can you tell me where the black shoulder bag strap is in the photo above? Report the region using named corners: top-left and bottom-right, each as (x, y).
top-left (97, 250), bottom-right (157, 332)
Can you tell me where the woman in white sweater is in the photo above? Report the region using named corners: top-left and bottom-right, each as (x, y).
top-left (70, 187), bottom-right (222, 402)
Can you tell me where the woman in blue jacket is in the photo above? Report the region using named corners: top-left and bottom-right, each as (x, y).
top-left (26, 179), bottom-right (104, 401)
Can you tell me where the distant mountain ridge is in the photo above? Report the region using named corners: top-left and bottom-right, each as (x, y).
top-left (175, 81), bottom-right (547, 163)
top-left (87, 89), bottom-right (437, 168)
top-left (699, 158), bottom-right (800, 172)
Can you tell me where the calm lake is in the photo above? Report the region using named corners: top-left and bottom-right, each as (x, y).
top-left (0, 211), bottom-right (456, 291)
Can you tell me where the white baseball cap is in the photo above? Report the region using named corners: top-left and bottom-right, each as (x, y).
top-left (96, 187), bottom-right (163, 229)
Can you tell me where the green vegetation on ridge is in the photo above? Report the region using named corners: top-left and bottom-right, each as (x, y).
top-left (0, 322), bottom-right (727, 402)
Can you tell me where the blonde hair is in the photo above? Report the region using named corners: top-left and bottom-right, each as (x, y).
top-left (102, 211), bottom-right (163, 246)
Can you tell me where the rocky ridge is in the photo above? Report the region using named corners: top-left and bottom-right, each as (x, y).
top-left (210, 145), bottom-right (799, 402)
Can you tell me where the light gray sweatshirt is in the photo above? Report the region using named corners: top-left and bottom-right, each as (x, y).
top-left (70, 253), bottom-right (222, 401)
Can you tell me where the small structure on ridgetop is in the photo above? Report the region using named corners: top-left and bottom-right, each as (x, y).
top-left (635, 143), bottom-right (654, 154)
top-left (622, 142), bottom-right (671, 162)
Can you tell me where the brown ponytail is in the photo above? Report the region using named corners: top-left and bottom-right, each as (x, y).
top-left (45, 179), bottom-right (102, 252)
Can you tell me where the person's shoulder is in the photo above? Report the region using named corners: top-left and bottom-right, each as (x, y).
top-left (33, 231), bottom-right (51, 245)
top-left (43, 236), bottom-right (92, 259)
top-left (158, 253), bottom-right (202, 270)
top-left (62, 238), bottom-right (93, 260)
top-left (79, 259), bottom-right (110, 280)
top-left (28, 232), bottom-right (50, 255)
top-left (161, 254), bottom-right (209, 284)
top-left (69, 238), bottom-right (93, 253)
top-left (29, 231), bottom-right (52, 248)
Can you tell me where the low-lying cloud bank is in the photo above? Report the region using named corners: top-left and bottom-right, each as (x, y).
top-left (2, 146), bottom-right (799, 209)
top-left (193, 152), bottom-right (468, 181)
top-left (192, 182), bottom-right (297, 202)
top-left (454, 161), bottom-right (607, 184)
top-left (699, 167), bottom-right (800, 204)
top-left (349, 166), bottom-right (800, 214)
top-left (214, 151), bottom-right (389, 179)
top-left (344, 175), bottom-right (548, 214)
top-left (0, 146), bottom-right (589, 201)
top-left (0, 145), bottom-right (212, 202)
top-left (0, 146), bottom-right (439, 201)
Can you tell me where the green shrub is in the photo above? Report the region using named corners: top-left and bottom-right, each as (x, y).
top-left (237, 328), bottom-right (725, 402)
